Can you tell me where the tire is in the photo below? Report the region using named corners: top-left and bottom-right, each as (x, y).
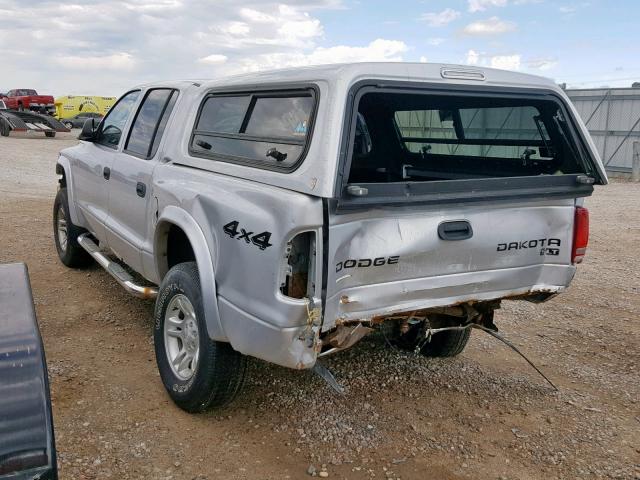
top-left (154, 262), bottom-right (246, 412)
top-left (45, 131), bottom-right (56, 138)
top-left (419, 328), bottom-right (471, 357)
top-left (64, 122), bottom-right (73, 129)
top-left (53, 188), bottom-right (92, 268)
top-left (385, 315), bottom-right (472, 358)
top-left (0, 118), bottom-right (9, 136)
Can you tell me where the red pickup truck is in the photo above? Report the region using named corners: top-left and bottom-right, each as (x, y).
top-left (1, 89), bottom-right (55, 115)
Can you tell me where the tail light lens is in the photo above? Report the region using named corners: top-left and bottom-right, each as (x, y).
top-left (572, 206), bottom-right (589, 264)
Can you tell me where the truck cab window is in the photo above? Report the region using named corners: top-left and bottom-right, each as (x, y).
top-left (95, 90), bottom-right (140, 148)
top-left (126, 89), bottom-right (177, 159)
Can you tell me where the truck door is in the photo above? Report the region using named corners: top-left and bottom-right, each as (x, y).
top-left (73, 90), bottom-right (140, 241)
top-left (104, 88), bottom-right (178, 274)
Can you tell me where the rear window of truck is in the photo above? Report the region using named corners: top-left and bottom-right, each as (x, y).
top-left (190, 90), bottom-right (315, 170)
top-left (346, 90), bottom-right (591, 185)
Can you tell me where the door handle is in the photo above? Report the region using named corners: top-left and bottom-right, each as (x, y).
top-left (103, 166), bottom-right (110, 180)
top-left (136, 182), bottom-right (146, 198)
top-left (438, 220), bottom-right (473, 241)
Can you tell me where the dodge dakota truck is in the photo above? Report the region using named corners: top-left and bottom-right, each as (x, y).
top-left (3, 89), bottom-right (56, 115)
top-left (53, 63), bottom-right (606, 412)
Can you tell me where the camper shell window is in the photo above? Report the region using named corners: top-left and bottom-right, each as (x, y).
top-left (339, 85), bottom-right (597, 206)
top-left (348, 91), bottom-right (588, 184)
top-left (189, 88), bottom-right (317, 171)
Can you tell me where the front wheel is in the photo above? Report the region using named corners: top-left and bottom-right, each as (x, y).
top-left (154, 262), bottom-right (246, 412)
top-left (53, 188), bottom-right (92, 268)
top-left (64, 122), bottom-right (73, 129)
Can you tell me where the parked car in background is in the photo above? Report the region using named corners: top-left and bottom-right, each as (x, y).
top-left (53, 63), bottom-right (606, 412)
top-left (61, 112), bottom-right (103, 129)
top-left (1, 89), bottom-right (55, 115)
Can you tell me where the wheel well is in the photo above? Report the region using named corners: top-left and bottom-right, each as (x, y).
top-left (166, 225), bottom-right (195, 270)
top-left (55, 163), bottom-right (66, 188)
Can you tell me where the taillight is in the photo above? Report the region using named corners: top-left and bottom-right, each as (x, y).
top-left (281, 231), bottom-right (316, 299)
top-left (572, 206), bottom-right (589, 264)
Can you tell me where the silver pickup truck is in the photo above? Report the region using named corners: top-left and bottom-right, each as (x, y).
top-left (53, 63), bottom-right (606, 412)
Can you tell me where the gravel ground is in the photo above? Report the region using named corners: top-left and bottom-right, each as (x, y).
top-left (1, 132), bottom-right (638, 479)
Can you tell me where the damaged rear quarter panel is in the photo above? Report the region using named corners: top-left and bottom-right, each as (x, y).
top-left (154, 164), bottom-right (324, 368)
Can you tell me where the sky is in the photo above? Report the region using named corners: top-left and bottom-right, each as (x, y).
top-left (1, 0), bottom-right (639, 97)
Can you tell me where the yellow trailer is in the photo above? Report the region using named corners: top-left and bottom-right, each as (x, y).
top-left (55, 95), bottom-right (116, 120)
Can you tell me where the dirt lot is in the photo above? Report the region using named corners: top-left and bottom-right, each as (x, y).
top-left (1, 131), bottom-right (638, 480)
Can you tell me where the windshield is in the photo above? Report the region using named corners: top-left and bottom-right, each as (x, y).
top-left (348, 91), bottom-right (588, 184)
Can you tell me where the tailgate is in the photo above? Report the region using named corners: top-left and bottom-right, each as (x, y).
top-left (323, 198), bottom-right (577, 330)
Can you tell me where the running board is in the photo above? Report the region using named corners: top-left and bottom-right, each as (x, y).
top-left (77, 233), bottom-right (158, 299)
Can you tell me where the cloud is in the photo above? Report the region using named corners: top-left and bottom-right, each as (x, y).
top-left (490, 54), bottom-right (521, 70)
top-left (464, 49), bottom-right (521, 71)
top-left (198, 54), bottom-right (228, 65)
top-left (55, 53), bottom-right (136, 71)
top-left (0, 0), bottom-right (348, 96)
top-left (234, 38), bottom-right (409, 72)
top-left (462, 16), bottom-right (516, 35)
top-left (420, 8), bottom-right (461, 27)
top-left (427, 37), bottom-right (446, 46)
top-left (468, 0), bottom-right (508, 13)
top-left (466, 49), bottom-right (481, 65)
top-left (527, 57), bottom-right (558, 70)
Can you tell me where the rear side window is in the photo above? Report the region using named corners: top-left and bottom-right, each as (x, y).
top-left (191, 89), bottom-right (316, 170)
top-left (125, 88), bottom-right (177, 159)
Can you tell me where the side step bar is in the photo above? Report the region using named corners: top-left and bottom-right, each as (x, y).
top-left (77, 233), bottom-right (158, 299)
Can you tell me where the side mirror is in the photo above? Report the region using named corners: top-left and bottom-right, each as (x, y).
top-left (78, 118), bottom-right (98, 141)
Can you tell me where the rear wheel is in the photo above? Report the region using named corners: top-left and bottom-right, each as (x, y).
top-left (419, 328), bottom-right (471, 357)
top-left (53, 188), bottom-right (92, 268)
top-left (385, 314), bottom-right (472, 358)
top-left (154, 262), bottom-right (246, 412)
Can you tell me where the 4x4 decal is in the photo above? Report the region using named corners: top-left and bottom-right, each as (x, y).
top-left (223, 221), bottom-right (273, 250)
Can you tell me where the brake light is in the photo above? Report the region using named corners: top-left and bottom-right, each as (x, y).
top-left (572, 206), bottom-right (589, 264)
